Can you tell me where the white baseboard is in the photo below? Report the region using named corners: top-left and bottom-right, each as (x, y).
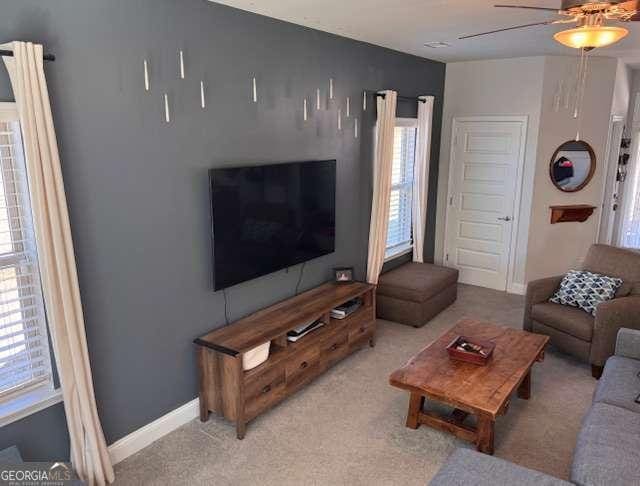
top-left (108, 398), bottom-right (199, 465)
top-left (508, 283), bottom-right (526, 295)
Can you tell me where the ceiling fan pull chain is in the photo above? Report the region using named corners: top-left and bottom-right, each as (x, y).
top-left (573, 47), bottom-right (585, 119)
top-left (574, 47), bottom-right (590, 141)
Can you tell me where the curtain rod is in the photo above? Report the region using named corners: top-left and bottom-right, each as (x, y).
top-left (0, 49), bottom-right (56, 62)
top-left (370, 91), bottom-right (428, 103)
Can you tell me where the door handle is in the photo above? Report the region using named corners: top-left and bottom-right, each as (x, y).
top-left (497, 216), bottom-right (512, 222)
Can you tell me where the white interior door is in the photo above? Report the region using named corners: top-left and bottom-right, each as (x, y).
top-left (444, 118), bottom-right (525, 291)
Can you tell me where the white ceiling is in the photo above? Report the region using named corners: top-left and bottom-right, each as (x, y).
top-left (211, 0), bottom-right (640, 63)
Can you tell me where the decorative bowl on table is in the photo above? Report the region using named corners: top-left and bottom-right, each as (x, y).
top-left (446, 335), bottom-right (495, 366)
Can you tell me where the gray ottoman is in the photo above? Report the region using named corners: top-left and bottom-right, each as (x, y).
top-left (376, 262), bottom-right (458, 328)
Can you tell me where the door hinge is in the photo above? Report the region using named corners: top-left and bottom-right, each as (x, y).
top-left (449, 196), bottom-right (454, 206)
top-left (445, 253), bottom-right (449, 262)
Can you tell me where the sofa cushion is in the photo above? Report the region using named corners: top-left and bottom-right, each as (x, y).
top-left (593, 356), bottom-right (640, 414)
top-left (430, 448), bottom-right (570, 486)
top-left (377, 262), bottom-right (458, 303)
top-left (572, 402), bottom-right (640, 486)
top-left (531, 302), bottom-right (593, 342)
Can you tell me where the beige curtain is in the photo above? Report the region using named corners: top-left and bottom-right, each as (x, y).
top-left (2, 42), bottom-right (114, 485)
top-left (412, 96), bottom-right (434, 263)
top-left (366, 90), bottom-right (397, 284)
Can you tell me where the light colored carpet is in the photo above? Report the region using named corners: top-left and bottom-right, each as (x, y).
top-left (114, 284), bottom-right (596, 485)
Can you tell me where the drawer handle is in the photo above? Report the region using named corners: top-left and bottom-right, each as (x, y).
top-left (300, 361), bottom-right (308, 369)
top-left (261, 384), bottom-right (271, 394)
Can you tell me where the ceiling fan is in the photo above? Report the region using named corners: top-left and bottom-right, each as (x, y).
top-left (460, 1), bottom-right (639, 49)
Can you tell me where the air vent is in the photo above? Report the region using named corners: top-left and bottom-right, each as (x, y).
top-left (424, 41), bottom-right (451, 48)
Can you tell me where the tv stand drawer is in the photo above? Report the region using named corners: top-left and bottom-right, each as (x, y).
top-left (286, 346), bottom-right (321, 391)
top-left (244, 366), bottom-right (286, 420)
top-left (321, 331), bottom-right (350, 366)
top-left (348, 318), bottom-right (375, 344)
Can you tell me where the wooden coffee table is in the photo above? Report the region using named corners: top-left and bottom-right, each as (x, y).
top-left (389, 319), bottom-right (548, 454)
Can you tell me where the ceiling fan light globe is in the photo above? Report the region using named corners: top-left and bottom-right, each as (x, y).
top-left (553, 25), bottom-right (629, 49)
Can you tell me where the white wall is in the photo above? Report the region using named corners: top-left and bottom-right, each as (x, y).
top-left (437, 55), bottom-right (622, 290)
top-left (435, 57), bottom-right (545, 292)
top-left (525, 56), bottom-right (618, 281)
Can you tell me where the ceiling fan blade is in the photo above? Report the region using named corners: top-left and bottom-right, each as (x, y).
top-left (616, 0), bottom-right (639, 8)
top-left (459, 20), bottom-right (555, 39)
top-left (494, 4), bottom-right (561, 11)
top-left (616, 0), bottom-right (640, 19)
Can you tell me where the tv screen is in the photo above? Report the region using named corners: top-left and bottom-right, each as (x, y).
top-left (209, 160), bottom-right (336, 290)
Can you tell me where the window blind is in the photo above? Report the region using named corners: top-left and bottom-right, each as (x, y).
top-left (386, 125), bottom-right (417, 257)
top-left (0, 118), bottom-right (52, 401)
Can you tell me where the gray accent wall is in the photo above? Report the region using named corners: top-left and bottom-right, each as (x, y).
top-left (0, 0), bottom-right (444, 459)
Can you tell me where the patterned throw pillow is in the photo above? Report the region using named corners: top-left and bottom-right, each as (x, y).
top-left (549, 270), bottom-right (623, 316)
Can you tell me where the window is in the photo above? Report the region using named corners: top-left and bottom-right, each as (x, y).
top-left (0, 103), bottom-right (57, 425)
top-left (620, 130), bottom-right (640, 249)
top-left (385, 118), bottom-right (418, 259)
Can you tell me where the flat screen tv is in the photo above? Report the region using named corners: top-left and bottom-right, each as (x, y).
top-left (209, 160), bottom-right (336, 290)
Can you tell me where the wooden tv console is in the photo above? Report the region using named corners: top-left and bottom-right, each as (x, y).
top-left (194, 281), bottom-right (376, 439)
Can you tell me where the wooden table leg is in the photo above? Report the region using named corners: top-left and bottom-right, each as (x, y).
top-left (406, 393), bottom-right (425, 429)
top-left (197, 347), bottom-right (210, 422)
top-left (236, 420), bottom-right (246, 440)
top-left (476, 415), bottom-right (495, 455)
top-left (517, 370), bottom-right (531, 400)
top-left (199, 396), bottom-right (210, 422)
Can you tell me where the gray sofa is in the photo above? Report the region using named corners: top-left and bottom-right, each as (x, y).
top-left (430, 327), bottom-right (640, 486)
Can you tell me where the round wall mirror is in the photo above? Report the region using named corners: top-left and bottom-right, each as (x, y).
top-left (549, 140), bottom-right (596, 192)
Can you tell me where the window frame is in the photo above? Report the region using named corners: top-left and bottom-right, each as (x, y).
top-left (0, 102), bottom-right (61, 428)
top-left (384, 117), bottom-right (418, 262)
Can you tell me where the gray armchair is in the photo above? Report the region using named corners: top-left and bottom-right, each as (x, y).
top-left (524, 244), bottom-right (640, 378)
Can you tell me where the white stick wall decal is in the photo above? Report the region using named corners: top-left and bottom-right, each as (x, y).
top-left (329, 78), bottom-right (334, 100)
top-left (354, 117), bottom-right (358, 139)
top-left (143, 60), bottom-right (150, 91)
top-left (346, 97), bottom-right (350, 117)
top-left (179, 50), bottom-right (185, 79)
top-left (316, 89), bottom-right (321, 110)
top-left (303, 99), bottom-right (308, 121)
top-left (200, 81), bottom-right (206, 109)
top-left (164, 93), bottom-right (170, 123)
top-left (337, 108), bottom-right (342, 130)
top-left (252, 77), bottom-right (258, 103)
top-left (363, 91), bottom-right (367, 111)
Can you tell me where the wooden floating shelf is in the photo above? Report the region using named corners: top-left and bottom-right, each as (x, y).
top-left (549, 204), bottom-right (597, 224)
